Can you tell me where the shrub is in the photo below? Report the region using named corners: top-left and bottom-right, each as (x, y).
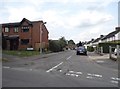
top-left (87, 46), bottom-right (94, 52)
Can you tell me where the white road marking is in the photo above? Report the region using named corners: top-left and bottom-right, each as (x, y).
top-left (59, 70), bottom-right (62, 72)
top-left (96, 61), bottom-right (104, 63)
top-left (87, 73), bottom-right (92, 76)
top-left (3, 66), bottom-right (10, 69)
top-left (46, 62), bottom-right (63, 72)
top-left (29, 69), bottom-right (33, 71)
top-left (66, 56), bottom-right (72, 60)
top-left (86, 76), bottom-right (93, 79)
top-left (94, 74), bottom-right (102, 78)
top-left (69, 71), bottom-right (74, 73)
top-left (111, 80), bottom-right (118, 84)
top-left (111, 77), bottom-right (120, 81)
top-left (87, 73), bottom-right (102, 78)
top-left (69, 71), bottom-right (82, 75)
top-left (66, 73), bottom-right (71, 76)
top-left (66, 73), bottom-right (79, 77)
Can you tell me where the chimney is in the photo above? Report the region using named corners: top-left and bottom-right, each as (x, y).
top-left (100, 35), bottom-right (104, 38)
top-left (116, 27), bottom-right (120, 31)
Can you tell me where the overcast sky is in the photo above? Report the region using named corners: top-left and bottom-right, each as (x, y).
top-left (0, 0), bottom-right (119, 43)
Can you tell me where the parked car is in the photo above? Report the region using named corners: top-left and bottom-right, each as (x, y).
top-left (114, 48), bottom-right (120, 55)
top-left (76, 46), bottom-right (87, 55)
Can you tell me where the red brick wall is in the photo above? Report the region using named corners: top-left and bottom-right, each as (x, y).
top-left (2, 19), bottom-right (49, 50)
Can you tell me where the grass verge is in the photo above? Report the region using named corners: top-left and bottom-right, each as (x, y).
top-left (2, 50), bottom-right (40, 57)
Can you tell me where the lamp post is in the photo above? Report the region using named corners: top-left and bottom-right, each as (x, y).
top-left (40, 21), bottom-right (46, 54)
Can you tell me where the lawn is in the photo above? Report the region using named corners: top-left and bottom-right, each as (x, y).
top-left (2, 50), bottom-right (41, 57)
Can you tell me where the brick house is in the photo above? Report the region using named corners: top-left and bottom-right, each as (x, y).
top-left (2, 18), bottom-right (49, 51)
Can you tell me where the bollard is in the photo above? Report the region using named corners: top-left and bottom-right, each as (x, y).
top-left (109, 46), bottom-right (112, 59)
top-left (117, 45), bottom-right (120, 60)
top-left (100, 47), bottom-right (103, 56)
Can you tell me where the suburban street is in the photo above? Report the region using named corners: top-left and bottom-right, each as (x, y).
top-left (2, 50), bottom-right (119, 87)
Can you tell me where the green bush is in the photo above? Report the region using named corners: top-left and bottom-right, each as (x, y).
top-left (87, 46), bottom-right (94, 52)
top-left (98, 42), bottom-right (120, 53)
top-left (49, 40), bottom-right (61, 52)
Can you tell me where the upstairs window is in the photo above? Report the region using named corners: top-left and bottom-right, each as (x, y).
top-left (4, 27), bottom-right (9, 32)
top-left (21, 39), bottom-right (29, 45)
top-left (14, 27), bottom-right (19, 33)
top-left (22, 26), bottom-right (29, 32)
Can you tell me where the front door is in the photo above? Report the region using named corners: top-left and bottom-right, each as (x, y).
top-left (10, 38), bottom-right (19, 50)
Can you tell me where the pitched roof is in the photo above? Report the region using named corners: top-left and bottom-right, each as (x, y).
top-left (101, 29), bottom-right (120, 40)
top-left (2, 18), bottom-right (43, 27)
top-left (92, 38), bottom-right (101, 43)
top-left (20, 18), bottom-right (32, 25)
top-left (92, 35), bottom-right (105, 43)
top-left (2, 22), bottom-right (20, 27)
top-left (87, 39), bottom-right (94, 44)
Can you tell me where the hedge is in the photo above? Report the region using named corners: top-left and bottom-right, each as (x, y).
top-left (87, 46), bottom-right (94, 52)
top-left (98, 42), bottom-right (120, 53)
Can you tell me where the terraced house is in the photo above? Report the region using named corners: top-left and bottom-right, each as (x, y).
top-left (2, 18), bottom-right (49, 51)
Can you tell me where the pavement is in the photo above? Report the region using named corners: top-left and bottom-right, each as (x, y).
top-left (88, 52), bottom-right (118, 70)
top-left (88, 52), bottom-right (109, 60)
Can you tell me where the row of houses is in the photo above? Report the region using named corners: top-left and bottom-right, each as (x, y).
top-left (85, 27), bottom-right (120, 52)
top-left (2, 18), bottom-right (49, 51)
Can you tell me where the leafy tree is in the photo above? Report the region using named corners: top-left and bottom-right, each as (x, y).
top-left (59, 37), bottom-right (67, 51)
top-left (49, 40), bottom-right (61, 52)
top-left (76, 41), bottom-right (83, 47)
top-left (49, 37), bottom-right (67, 52)
top-left (68, 40), bottom-right (75, 45)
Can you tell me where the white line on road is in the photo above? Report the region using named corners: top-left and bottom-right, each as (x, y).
top-left (111, 80), bottom-right (118, 84)
top-left (46, 62), bottom-right (63, 72)
top-left (3, 66), bottom-right (10, 69)
top-left (111, 77), bottom-right (120, 81)
top-left (69, 71), bottom-right (83, 75)
top-left (87, 73), bottom-right (102, 78)
top-left (86, 76), bottom-right (93, 79)
top-left (66, 73), bottom-right (79, 77)
top-left (66, 56), bottom-right (72, 60)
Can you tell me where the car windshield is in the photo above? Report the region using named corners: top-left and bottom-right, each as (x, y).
top-left (78, 47), bottom-right (85, 50)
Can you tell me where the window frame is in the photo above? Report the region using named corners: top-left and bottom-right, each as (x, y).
top-left (14, 27), bottom-right (19, 33)
top-left (21, 39), bottom-right (29, 45)
top-left (22, 26), bottom-right (29, 32)
top-left (4, 27), bottom-right (9, 32)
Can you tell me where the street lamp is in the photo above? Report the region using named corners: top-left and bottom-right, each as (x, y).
top-left (40, 21), bottom-right (46, 54)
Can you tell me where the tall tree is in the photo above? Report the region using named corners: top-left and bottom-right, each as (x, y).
top-left (77, 41), bottom-right (83, 47)
top-left (68, 40), bottom-right (75, 45)
top-left (59, 37), bottom-right (67, 51)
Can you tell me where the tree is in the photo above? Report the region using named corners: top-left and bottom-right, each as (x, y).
top-left (68, 40), bottom-right (75, 45)
top-left (59, 37), bottom-right (67, 51)
top-left (49, 40), bottom-right (61, 52)
top-left (49, 37), bottom-right (67, 52)
top-left (77, 41), bottom-right (83, 47)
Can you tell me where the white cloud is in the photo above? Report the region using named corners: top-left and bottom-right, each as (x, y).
top-left (70, 26), bottom-right (109, 43)
top-left (67, 10), bottom-right (113, 28)
top-left (8, 6), bottom-right (40, 22)
top-left (1, 0), bottom-right (118, 43)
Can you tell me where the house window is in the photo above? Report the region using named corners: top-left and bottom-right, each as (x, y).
top-left (22, 26), bottom-right (29, 32)
top-left (21, 39), bottom-right (29, 45)
top-left (4, 27), bottom-right (9, 32)
top-left (14, 27), bottom-right (19, 32)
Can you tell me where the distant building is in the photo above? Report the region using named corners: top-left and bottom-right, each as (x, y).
top-left (101, 28), bottom-right (120, 42)
top-left (2, 18), bottom-right (49, 50)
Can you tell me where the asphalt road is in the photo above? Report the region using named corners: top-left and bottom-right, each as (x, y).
top-left (2, 50), bottom-right (119, 87)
